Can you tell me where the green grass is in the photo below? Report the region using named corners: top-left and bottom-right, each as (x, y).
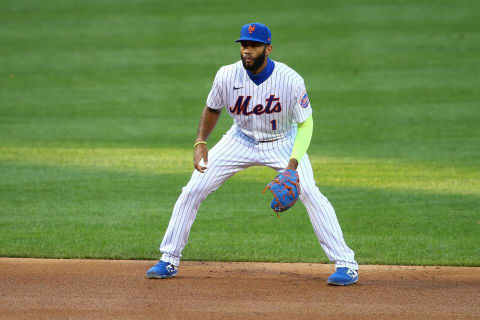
top-left (1, 0), bottom-right (479, 266)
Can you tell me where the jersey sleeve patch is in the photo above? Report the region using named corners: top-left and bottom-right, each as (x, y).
top-left (300, 92), bottom-right (310, 108)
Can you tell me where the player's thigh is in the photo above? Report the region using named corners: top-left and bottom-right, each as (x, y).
top-left (186, 134), bottom-right (255, 193)
top-left (295, 154), bottom-right (324, 200)
top-left (260, 140), bottom-right (316, 185)
top-left (206, 133), bottom-right (257, 175)
top-left (260, 139), bottom-right (292, 172)
top-left (296, 154), bottom-right (316, 184)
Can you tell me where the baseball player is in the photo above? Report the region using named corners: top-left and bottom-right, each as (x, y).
top-left (147, 22), bottom-right (359, 285)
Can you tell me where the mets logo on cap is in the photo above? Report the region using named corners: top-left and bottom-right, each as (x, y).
top-left (248, 24), bottom-right (256, 33)
top-left (300, 92), bottom-right (310, 108)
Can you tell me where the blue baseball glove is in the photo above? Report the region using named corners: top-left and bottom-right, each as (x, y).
top-left (263, 169), bottom-right (300, 216)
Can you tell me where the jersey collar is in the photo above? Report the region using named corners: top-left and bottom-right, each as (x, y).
top-left (246, 58), bottom-right (275, 86)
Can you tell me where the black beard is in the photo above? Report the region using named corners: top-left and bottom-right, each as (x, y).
top-left (241, 47), bottom-right (267, 72)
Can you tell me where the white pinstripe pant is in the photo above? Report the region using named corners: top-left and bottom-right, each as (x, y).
top-left (160, 125), bottom-right (358, 270)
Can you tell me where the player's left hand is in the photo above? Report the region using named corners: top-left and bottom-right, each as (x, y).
top-left (263, 169), bottom-right (300, 216)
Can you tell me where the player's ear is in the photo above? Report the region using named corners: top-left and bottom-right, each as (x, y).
top-left (265, 45), bottom-right (272, 56)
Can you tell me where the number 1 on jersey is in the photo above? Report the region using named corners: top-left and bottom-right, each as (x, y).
top-left (270, 119), bottom-right (277, 130)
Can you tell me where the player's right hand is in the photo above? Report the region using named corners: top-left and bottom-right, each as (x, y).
top-left (193, 144), bottom-right (208, 173)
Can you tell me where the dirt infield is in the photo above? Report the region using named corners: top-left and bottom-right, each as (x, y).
top-left (0, 258), bottom-right (479, 319)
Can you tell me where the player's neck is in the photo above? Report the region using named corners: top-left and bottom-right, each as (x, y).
top-left (251, 57), bottom-right (269, 75)
top-left (246, 58), bottom-right (275, 86)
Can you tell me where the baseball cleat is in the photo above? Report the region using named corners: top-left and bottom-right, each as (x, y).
top-left (146, 260), bottom-right (178, 279)
top-left (327, 267), bottom-right (358, 286)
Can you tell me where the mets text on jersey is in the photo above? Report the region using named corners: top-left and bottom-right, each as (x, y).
top-left (229, 94), bottom-right (282, 115)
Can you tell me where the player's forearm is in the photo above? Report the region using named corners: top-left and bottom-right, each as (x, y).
top-left (195, 106), bottom-right (221, 142)
top-left (288, 115), bottom-right (313, 167)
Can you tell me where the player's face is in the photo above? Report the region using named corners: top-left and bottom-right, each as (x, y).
top-left (240, 41), bottom-right (272, 73)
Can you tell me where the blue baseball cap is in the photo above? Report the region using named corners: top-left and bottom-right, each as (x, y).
top-left (235, 22), bottom-right (272, 45)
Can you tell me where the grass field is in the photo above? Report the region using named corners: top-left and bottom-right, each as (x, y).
top-left (1, 0), bottom-right (479, 266)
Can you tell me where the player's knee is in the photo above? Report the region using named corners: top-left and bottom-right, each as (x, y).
top-left (299, 184), bottom-right (321, 200)
top-left (299, 189), bottom-right (310, 201)
top-left (181, 184), bottom-right (211, 200)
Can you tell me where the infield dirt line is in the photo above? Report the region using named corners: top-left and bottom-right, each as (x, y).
top-left (0, 258), bottom-right (479, 320)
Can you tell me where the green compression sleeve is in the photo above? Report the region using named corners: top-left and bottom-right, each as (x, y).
top-left (290, 115), bottom-right (313, 162)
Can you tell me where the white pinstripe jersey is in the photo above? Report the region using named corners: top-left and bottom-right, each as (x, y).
top-left (206, 60), bottom-right (312, 142)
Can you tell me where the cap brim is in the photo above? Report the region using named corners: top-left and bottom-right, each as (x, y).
top-left (235, 37), bottom-right (270, 44)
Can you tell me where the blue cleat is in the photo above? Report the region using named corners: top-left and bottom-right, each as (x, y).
top-left (146, 260), bottom-right (178, 279)
top-left (327, 267), bottom-right (358, 286)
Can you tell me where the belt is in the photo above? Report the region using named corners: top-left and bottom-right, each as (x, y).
top-left (258, 138), bottom-right (281, 143)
